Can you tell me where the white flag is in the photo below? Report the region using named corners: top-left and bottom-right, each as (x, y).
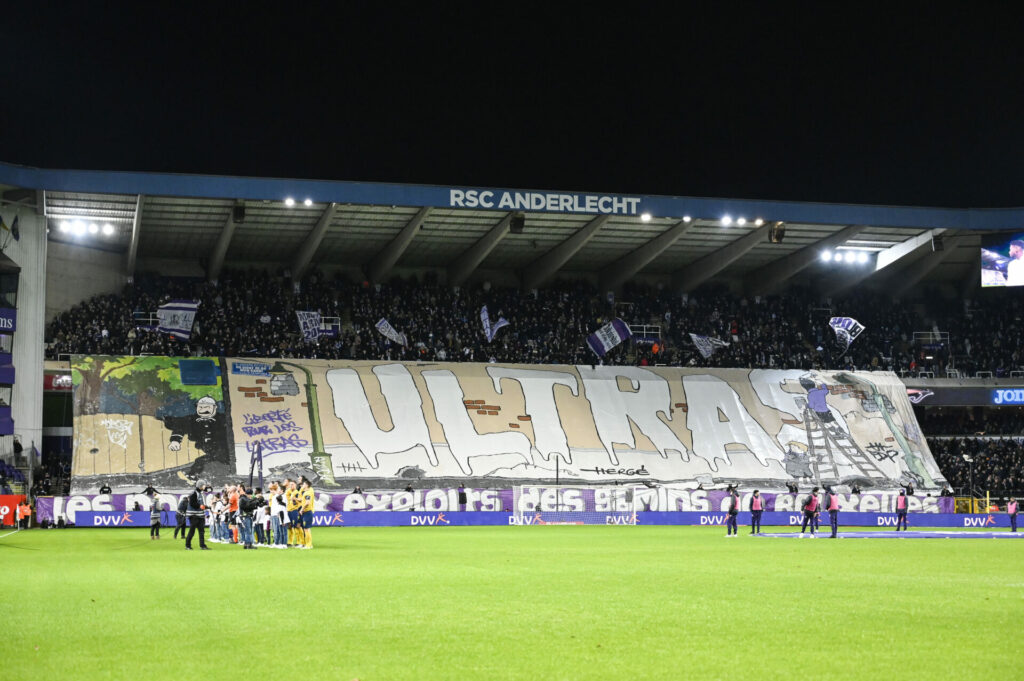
top-left (587, 319), bottom-right (632, 357)
top-left (296, 311), bottom-right (321, 342)
top-left (375, 318), bottom-right (408, 346)
top-left (157, 300), bottom-right (200, 340)
top-left (829, 316), bottom-right (865, 352)
top-left (689, 333), bottom-right (730, 359)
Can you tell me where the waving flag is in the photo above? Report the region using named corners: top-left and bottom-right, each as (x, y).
top-left (587, 319), bottom-right (631, 357)
top-left (480, 305), bottom-right (510, 342)
top-left (689, 333), bottom-right (730, 359)
top-left (829, 316), bottom-right (865, 352)
top-left (296, 311), bottom-right (321, 341)
top-left (157, 300), bottom-right (200, 340)
top-left (375, 318), bottom-right (408, 346)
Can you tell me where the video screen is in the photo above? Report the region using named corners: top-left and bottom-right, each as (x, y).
top-left (981, 231), bottom-right (1024, 287)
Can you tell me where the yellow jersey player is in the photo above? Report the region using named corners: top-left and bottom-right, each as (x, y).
top-left (286, 480), bottom-right (301, 547)
top-left (299, 478), bottom-right (315, 549)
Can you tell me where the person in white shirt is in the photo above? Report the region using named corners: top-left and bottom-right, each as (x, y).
top-left (210, 495), bottom-right (226, 542)
top-left (268, 482), bottom-right (288, 548)
top-left (1006, 240), bottom-right (1024, 286)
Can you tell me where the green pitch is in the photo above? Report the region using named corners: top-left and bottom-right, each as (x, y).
top-left (3, 526), bottom-right (1021, 680)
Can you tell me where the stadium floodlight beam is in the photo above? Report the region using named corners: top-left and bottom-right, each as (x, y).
top-left (304, 198), bottom-right (313, 206)
top-left (102, 223), bottom-right (114, 236)
top-left (88, 223), bottom-right (99, 234)
top-left (72, 220), bottom-right (86, 236)
top-left (857, 251), bottom-right (868, 264)
top-left (640, 212), bottom-right (652, 222)
top-left (844, 251), bottom-right (856, 263)
top-left (821, 250), bottom-right (833, 262)
top-left (737, 217), bottom-right (747, 226)
top-left (754, 218), bottom-right (764, 226)
top-left (284, 197), bottom-right (295, 207)
top-left (682, 216), bottom-right (692, 223)
top-left (59, 221), bottom-right (70, 233)
top-left (721, 215), bottom-right (733, 226)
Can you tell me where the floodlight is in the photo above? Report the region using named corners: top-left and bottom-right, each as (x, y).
top-left (856, 251), bottom-right (868, 264)
top-left (821, 250), bottom-right (833, 262)
top-left (59, 221), bottom-right (70, 233)
top-left (285, 197), bottom-right (295, 207)
top-left (736, 217), bottom-right (747, 226)
top-left (844, 251), bottom-right (856, 263)
top-left (88, 223), bottom-right (99, 234)
top-left (640, 212), bottom-right (652, 222)
top-left (721, 215), bottom-right (733, 226)
top-left (682, 216), bottom-right (692, 223)
top-left (72, 220), bottom-right (86, 236)
top-left (102, 223), bottom-right (114, 236)
top-left (304, 198), bottom-right (313, 207)
top-left (754, 218), bottom-right (764, 226)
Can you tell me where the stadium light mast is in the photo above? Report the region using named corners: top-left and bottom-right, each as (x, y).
top-left (268, 361), bottom-right (336, 485)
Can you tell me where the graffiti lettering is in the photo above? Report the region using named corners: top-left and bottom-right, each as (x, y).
top-left (866, 442), bottom-right (899, 462)
top-left (579, 465), bottom-right (650, 476)
top-left (245, 433), bottom-right (310, 455)
top-left (243, 409), bottom-right (294, 425)
top-left (99, 418), bottom-right (133, 449)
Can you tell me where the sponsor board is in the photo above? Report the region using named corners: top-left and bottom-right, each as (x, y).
top-left (69, 510), bottom-right (1012, 529)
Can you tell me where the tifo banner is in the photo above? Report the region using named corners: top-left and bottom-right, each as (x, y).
top-left (38, 490), bottom-right (954, 525)
top-left (70, 357), bottom-right (945, 493)
top-left (70, 356), bottom-right (230, 488)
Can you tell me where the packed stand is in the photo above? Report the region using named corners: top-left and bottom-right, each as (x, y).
top-left (46, 270), bottom-right (1024, 375)
top-left (928, 437), bottom-right (1024, 495)
top-left (915, 407), bottom-right (1024, 436)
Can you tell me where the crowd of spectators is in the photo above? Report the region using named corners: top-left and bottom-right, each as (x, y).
top-left (45, 270), bottom-right (1024, 376)
top-left (915, 407), bottom-right (1024, 436)
top-left (928, 437), bottom-right (1024, 495)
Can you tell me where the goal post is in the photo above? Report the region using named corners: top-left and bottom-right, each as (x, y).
top-left (511, 485), bottom-right (638, 525)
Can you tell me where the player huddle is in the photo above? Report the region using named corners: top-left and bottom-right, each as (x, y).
top-left (206, 477), bottom-right (316, 550)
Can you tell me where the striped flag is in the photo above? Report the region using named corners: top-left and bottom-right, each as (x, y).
top-left (480, 305), bottom-right (510, 342)
top-left (157, 300), bottom-right (200, 340)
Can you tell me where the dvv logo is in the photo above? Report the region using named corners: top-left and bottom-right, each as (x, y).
top-left (92, 512), bottom-right (135, 526)
top-left (992, 389), bottom-right (1024, 405)
top-left (963, 515), bottom-right (996, 527)
top-left (411, 513), bottom-right (450, 526)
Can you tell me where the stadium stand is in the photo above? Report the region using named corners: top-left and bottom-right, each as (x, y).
top-left (46, 271), bottom-right (1024, 376)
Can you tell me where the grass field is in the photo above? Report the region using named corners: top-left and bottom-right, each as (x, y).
top-left (2, 526), bottom-right (1022, 681)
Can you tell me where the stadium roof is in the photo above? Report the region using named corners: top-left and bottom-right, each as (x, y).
top-left (2, 161), bottom-right (1015, 293)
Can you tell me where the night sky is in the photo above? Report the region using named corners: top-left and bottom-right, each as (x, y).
top-left (2, 4), bottom-right (1022, 207)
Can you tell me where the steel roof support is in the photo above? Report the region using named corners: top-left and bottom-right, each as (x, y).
top-left (745, 224), bottom-right (867, 294)
top-left (889, 241), bottom-right (961, 298)
top-left (290, 202), bottom-right (338, 281)
top-left (125, 194), bottom-right (144, 281)
top-left (447, 213), bottom-right (512, 287)
top-left (366, 207), bottom-right (431, 284)
top-left (521, 215), bottom-right (609, 290)
top-left (673, 222), bottom-right (772, 293)
top-left (822, 229), bottom-right (945, 297)
top-left (598, 218), bottom-right (695, 292)
top-left (207, 201), bottom-right (241, 282)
